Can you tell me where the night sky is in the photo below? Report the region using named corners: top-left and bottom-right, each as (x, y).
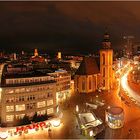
top-left (0, 2), bottom-right (140, 54)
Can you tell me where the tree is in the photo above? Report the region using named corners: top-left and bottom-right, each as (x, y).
top-left (32, 112), bottom-right (38, 123)
top-left (22, 115), bottom-right (31, 125)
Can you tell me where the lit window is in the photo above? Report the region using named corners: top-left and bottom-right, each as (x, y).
top-left (6, 106), bottom-right (14, 112)
top-left (89, 77), bottom-right (92, 90)
top-left (16, 104), bottom-right (25, 111)
top-left (15, 89), bottom-right (20, 93)
top-left (37, 110), bottom-right (46, 115)
top-left (8, 90), bottom-right (14, 94)
top-left (47, 100), bottom-right (53, 106)
top-left (47, 108), bottom-right (54, 115)
top-left (37, 101), bottom-right (46, 108)
top-left (16, 114), bottom-right (25, 119)
top-left (6, 115), bottom-right (14, 122)
top-left (102, 53), bottom-right (105, 65)
top-left (103, 68), bottom-right (105, 77)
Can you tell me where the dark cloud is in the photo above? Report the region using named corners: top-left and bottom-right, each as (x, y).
top-left (0, 2), bottom-right (140, 54)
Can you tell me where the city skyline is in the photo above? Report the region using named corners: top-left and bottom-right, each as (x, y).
top-left (0, 2), bottom-right (140, 54)
top-left (0, 2), bottom-right (140, 139)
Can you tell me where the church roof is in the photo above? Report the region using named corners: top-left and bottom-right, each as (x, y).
top-left (75, 56), bottom-right (100, 75)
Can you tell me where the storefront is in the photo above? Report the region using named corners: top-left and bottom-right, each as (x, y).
top-left (0, 118), bottom-right (61, 139)
top-left (105, 106), bottom-right (124, 129)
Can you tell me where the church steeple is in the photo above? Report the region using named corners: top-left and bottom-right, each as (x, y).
top-left (100, 31), bottom-right (113, 91)
top-left (102, 32), bottom-right (111, 49)
top-left (34, 49), bottom-right (38, 57)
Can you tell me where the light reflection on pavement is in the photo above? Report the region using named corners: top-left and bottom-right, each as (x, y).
top-left (121, 68), bottom-right (140, 102)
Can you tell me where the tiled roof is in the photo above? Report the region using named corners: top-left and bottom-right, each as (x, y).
top-left (75, 56), bottom-right (100, 75)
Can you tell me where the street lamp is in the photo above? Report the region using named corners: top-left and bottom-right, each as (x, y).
top-left (107, 106), bottom-right (111, 109)
top-left (76, 105), bottom-right (79, 113)
top-left (89, 130), bottom-right (94, 137)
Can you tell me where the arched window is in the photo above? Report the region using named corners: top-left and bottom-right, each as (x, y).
top-left (102, 53), bottom-right (105, 65)
top-left (89, 77), bottom-right (92, 90)
top-left (109, 53), bottom-right (112, 65)
top-left (103, 68), bottom-right (105, 77)
top-left (82, 80), bottom-right (85, 91)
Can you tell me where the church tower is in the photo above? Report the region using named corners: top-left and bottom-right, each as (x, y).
top-left (34, 49), bottom-right (38, 57)
top-left (100, 33), bottom-right (113, 91)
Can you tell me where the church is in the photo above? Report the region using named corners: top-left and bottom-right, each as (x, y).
top-left (74, 33), bottom-right (114, 93)
top-left (30, 49), bottom-right (45, 63)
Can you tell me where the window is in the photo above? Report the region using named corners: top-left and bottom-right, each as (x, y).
top-left (47, 100), bottom-right (53, 106)
top-left (15, 89), bottom-right (20, 93)
top-left (102, 53), bottom-right (105, 65)
top-left (109, 53), bottom-right (112, 65)
top-left (8, 90), bottom-right (14, 94)
top-left (38, 94), bottom-right (44, 99)
top-left (16, 104), bottom-right (25, 111)
top-left (103, 80), bottom-right (105, 87)
top-left (89, 77), bottom-right (92, 90)
top-left (6, 106), bottom-right (14, 112)
top-left (6, 115), bottom-right (14, 122)
top-left (110, 67), bottom-right (112, 77)
top-left (26, 103), bottom-right (36, 110)
top-left (19, 96), bottom-right (24, 102)
top-left (16, 114), bottom-right (25, 119)
top-left (82, 80), bottom-right (85, 91)
top-left (47, 93), bottom-right (53, 98)
top-left (103, 68), bottom-right (105, 77)
top-left (47, 108), bottom-right (54, 115)
top-left (37, 110), bottom-right (46, 115)
top-left (37, 101), bottom-right (46, 108)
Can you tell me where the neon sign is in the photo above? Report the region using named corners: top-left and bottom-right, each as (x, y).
top-left (16, 121), bottom-right (49, 133)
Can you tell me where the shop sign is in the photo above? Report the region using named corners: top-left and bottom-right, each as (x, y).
top-left (16, 121), bottom-right (49, 133)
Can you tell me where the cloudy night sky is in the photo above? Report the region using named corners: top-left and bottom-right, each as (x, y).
top-left (0, 2), bottom-right (140, 54)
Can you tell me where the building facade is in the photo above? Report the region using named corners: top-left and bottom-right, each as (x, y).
top-left (74, 57), bottom-right (100, 93)
top-left (0, 64), bottom-right (57, 126)
top-left (48, 69), bottom-right (71, 103)
top-left (100, 33), bottom-right (113, 90)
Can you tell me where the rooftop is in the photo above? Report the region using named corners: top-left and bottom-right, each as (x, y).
top-left (75, 56), bottom-right (99, 75)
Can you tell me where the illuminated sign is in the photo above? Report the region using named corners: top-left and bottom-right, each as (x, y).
top-left (16, 121), bottom-right (49, 133)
